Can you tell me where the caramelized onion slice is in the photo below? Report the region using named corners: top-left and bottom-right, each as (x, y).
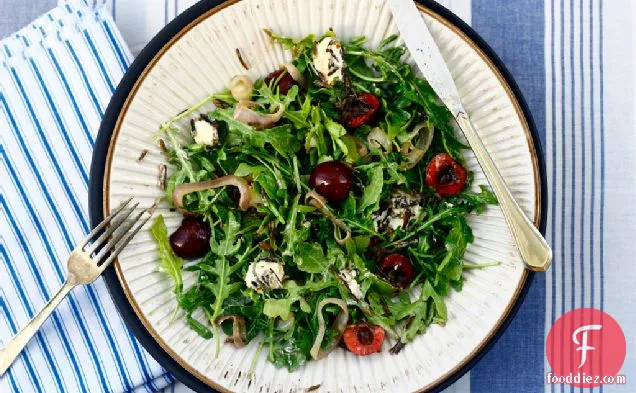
top-left (233, 101), bottom-right (285, 129)
top-left (310, 298), bottom-right (349, 360)
top-left (173, 175), bottom-right (255, 213)
top-left (283, 63), bottom-right (305, 86)
top-left (400, 122), bottom-right (434, 169)
top-left (217, 315), bottom-right (247, 349)
top-left (367, 127), bottom-right (390, 151)
top-left (305, 191), bottom-right (351, 245)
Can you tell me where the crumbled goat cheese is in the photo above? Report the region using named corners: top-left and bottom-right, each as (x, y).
top-left (373, 190), bottom-right (423, 232)
top-left (339, 268), bottom-right (363, 300)
top-left (313, 37), bottom-right (345, 86)
top-left (192, 118), bottom-right (219, 146)
top-left (245, 258), bottom-right (285, 292)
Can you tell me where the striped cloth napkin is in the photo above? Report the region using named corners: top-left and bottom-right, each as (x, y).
top-left (0, 1), bottom-right (176, 392)
top-left (2, 0), bottom-right (635, 393)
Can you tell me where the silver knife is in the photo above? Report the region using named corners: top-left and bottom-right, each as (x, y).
top-left (388, 0), bottom-right (552, 272)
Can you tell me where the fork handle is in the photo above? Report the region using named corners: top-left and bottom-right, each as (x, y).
top-left (0, 280), bottom-right (75, 376)
top-left (455, 111), bottom-right (552, 271)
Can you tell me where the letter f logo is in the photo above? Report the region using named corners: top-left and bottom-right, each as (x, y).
top-left (572, 324), bottom-right (602, 368)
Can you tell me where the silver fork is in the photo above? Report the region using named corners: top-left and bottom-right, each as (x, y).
top-left (0, 198), bottom-right (155, 376)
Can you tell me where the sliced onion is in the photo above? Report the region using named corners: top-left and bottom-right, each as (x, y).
top-left (310, 298), bottom-right (349, 360)
top-left (367, 127), bottom-right (390, 151)
top-left (305, 191), bottom-right (351, 245)
top-left (283, 63), bottom-right (305, 86)
top-left (400, 122), bottom-right (434, 169)
top-left (233, 101), bottom-right (285, 129)
top-left (172, 175), bottom-right (256, 213)
top-left (216, 315), bottom-right (247, 348)
top-left (229, 75), bottom-right (254, 101)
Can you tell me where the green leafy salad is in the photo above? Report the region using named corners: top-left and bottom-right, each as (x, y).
top-left (150, 30), bottom-right (497, 372)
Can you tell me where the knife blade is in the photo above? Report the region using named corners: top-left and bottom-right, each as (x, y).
top-left (387, 0), bottom-right (463, 115)
top-left (388, 0), bottom-right (552, 272)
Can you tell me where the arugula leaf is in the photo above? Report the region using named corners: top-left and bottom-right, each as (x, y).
top-left (358, 166), bottom-right (384, 212)
top-left (210, 212), bottom-right (242, 257)
top-left (294, 243), bottom-right (328, 273)
top-left (151, 215), bottom-right (183, 295)
top-left (325, 119), bottom-right (350, 157)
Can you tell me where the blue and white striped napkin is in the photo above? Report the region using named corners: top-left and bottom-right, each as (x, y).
top-left (0, 1), bottom-right (175, 392)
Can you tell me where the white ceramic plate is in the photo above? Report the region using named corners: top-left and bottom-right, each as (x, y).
top-left (92, 0), bottom-right (544, 391)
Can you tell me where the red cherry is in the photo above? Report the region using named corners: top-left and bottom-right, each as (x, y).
top-left (169, 217), bottom-right (211, 259)
top-left (340, 92), bottom-right (381, 128)
top-left (264, 69), bottom-right (297, 95)
top-left (309, 161), bottom-right (353, 204)
top-left (378, 254), bottom-right (416, 289)
top-left (343, 324), bottom-right (385, 356)
top-left (425, 153), bottom-right (468, 197)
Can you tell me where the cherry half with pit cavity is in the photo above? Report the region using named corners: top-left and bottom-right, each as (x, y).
top-left (169, 216), bottom-right (211, 259)
top-left (378, 254), bottom-right (416, 289)
top-left (425, 153), bottom-right (468, 197)
top-left (309, 160), bottom-right (353, 204)
top-left (340, 92), bottom-right (381, 128)
top-left (343, 323), bottom-right (385, 356)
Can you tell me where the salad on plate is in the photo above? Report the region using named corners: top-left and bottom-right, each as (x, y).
top-left (151, 30), bottom-right (497, 372)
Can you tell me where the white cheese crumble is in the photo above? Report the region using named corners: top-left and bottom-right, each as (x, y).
top-left (313, 37), bottom-right (345, 86)
top-left (245, 259), bottom-right (284, 292)
top-left (373, 190), bottom-right (423, 232)
top-left (339, 268), bottom-right (363, 300)
top-left (192, 119), bottom-right (219, 146)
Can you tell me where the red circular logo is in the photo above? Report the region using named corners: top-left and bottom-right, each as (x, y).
top-left (546, 308), bottom-right (626, 388)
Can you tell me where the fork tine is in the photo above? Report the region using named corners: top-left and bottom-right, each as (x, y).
top-left (93, 207), bottom-right (148, 263)
top-left (84, 202), bottom-right (140, 255)
top-left (79, 197), bottom-right (133, 249)
top-left (99, 208), bottom-right (155, 271)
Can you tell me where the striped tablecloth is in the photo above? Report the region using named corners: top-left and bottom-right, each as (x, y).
top-left (1, 0), bottom-right (634, 392)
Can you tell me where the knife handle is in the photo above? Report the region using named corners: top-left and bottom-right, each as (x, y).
top-left (455, 111), bottom-right (552, 271)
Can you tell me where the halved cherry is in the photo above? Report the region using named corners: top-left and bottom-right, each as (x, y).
top-left (264, 69), bottom-right (297, 95)
top-left (425, 153), bottom-right (468, 197)
top-left (379, 254), bottom-right (416, 289)
top-left (169, 217), bottom-right (211, 259)
top-left (340, 92), bottom-right (381, 128)
top-left (343, 323), bottom-right (385, 356)
top-left (309, 160), bottom-right (353, 204)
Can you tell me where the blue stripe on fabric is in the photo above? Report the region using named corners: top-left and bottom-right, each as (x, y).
top-left (589, 0), bottom-right (596, 318)
top-left (0, 285), bottom-right (42, 393)
top-left (0, 197), bottom-right (89, 393)
top-left (101, 19), bottom-right (129, 70)
top-left (598, 1), bottom-right (605, 389)
top-left (598, 0), bottom-right (605, 312)
top-left (559, 2), bottom-right (566, 392)
top-left (550, 2), bottom-right (557, 392)
top-left (578, 0), bottom-right (585, 311)
top-left (568, 2), bottom-right (576, 389)
top-left (470, 2), bottom-right (547, 392)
